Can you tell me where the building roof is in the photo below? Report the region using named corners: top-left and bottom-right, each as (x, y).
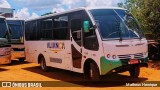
top-left (6, 18), bottom-right (25, 21)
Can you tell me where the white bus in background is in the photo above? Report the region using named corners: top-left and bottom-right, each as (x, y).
top-left (6, 18), bottom-right (25, 61)
top-left (0, 16), bottom-right (11, 65)
top-left (24, 7), bottom-right (148, 81)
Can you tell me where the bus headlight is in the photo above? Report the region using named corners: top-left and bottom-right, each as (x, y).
top-left (106, 54), bottom-right (111, 58)
top-left (112, 55), bottom-right (116, 59)
top-left (105, 54), bottom-right (117, 60)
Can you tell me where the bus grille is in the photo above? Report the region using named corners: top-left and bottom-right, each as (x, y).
top-left (134, 53), bottom-right (143, 59)
top-left (118, 53), bottom-right (143, 60)
top-left (13, 48), bottom-right (25, 51)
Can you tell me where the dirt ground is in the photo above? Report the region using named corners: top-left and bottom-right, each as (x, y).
top-left (0, 60), bottom-right (160, 90)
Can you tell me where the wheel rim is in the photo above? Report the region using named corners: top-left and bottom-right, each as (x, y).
top-left (41, 59), bottom-right (46, 70)
top-left (90, 68), bottom-right (93, 78)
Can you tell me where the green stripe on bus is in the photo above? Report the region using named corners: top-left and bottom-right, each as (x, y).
top-left (100, 57), bottom-right (148, 75)
top-left (100, 57), bottom-right (122, 75)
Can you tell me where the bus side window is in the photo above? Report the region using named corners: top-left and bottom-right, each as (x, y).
top-left (25, 23), bottom-right (29, 41)
top-left (29, 22), bottom-right (35, 40)
top-left (37, 21), bottom-right (41, 40)
top-left (25, 22), bottom-right (37, 40)
top-left (41, 18), bottom-right (53, 40)
top-left (52, 15), bottom-right (69, 40)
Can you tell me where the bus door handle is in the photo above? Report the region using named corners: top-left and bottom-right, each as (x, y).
top-left (116, 44), bottom-right (129, 47)
top-left (80, 48), bottom-right (82, 53)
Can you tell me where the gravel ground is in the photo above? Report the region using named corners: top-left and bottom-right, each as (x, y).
top-left (0, 60), bottom-right (160, 90)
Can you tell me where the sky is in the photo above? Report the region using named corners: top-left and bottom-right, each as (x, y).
top-left (0, 0), bottom-right (124, 20)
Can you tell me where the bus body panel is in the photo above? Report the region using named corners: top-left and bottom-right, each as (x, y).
top-left (25, 40), bottom-right (72, 70)
top-left (47, 40), bottom-right (72, 70)
top-left (11, 44), bottom-right (25, 59)
top-left (25, 41), bottom-right (45, 63)
top-left (0, 47), bottom-right (11, 64)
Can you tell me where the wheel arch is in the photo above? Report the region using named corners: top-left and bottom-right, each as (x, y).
top-left (83, 58), bottom-right (100, 73)
top-left (38, 54), bottom-right (44, 64)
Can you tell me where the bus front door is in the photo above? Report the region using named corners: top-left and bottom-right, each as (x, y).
top-left (70, 12), bottom-right (83, 72)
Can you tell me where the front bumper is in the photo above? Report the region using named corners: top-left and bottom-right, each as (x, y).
top-left (100, 57), bottom-right (148, 75)
top-left (0, 55), bottom-right (11, 64)
top-left (11, 51), bottom-right (25, 59)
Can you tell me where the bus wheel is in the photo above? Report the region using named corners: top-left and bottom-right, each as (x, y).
top-left (19, 58), bottom-right (25, 62)
top-left (84, 62), bottom-right (100, 81)
top-left (129, 65), bottom-right (140, 78)
top-left (40, 56), bottom-right (48, 71)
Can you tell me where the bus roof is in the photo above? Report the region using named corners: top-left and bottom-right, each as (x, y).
top-left (6, 18), bottom-right (25, 21)
top-left (26, 7), bottom-right (126, 22)
top-left (87, 7), bottom-right (125, 10)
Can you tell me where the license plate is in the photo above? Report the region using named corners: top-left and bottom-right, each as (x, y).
top-left (129, 59), bottom-right (139, 64)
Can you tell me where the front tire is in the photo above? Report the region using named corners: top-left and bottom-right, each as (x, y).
top-left (129, 65), bottom-right (140, 78)
top-left (40, 56), bottom-right (49, 71)
top-left (84, 62), bottom-right (100, 81)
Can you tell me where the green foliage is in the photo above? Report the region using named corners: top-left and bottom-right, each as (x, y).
top-left (118, 0), bottom-right (160, 39)
top-left (41, 11), bottom-right (56, 16)
top-left (117, 2), bottom-right (124, 8)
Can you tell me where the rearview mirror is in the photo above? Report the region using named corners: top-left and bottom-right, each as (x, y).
top-left (83, 21), bottom-right (90, 32)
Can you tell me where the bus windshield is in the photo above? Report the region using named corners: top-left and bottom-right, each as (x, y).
top-left (90, 9), bottom-right (144, 40)
top-left (0, 18), bottom-right (8, 39)
top-left (7, 20), bottom-right (24, 39)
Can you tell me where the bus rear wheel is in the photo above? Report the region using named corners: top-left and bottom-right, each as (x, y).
top-left (40, 56), bottom-right (49, 71)
top-left (19, 58), bottom-right (25, 62)
top-left (84, 62), bottom-right (100, 81)
top-left (129, 65), bottom-right (140, 78)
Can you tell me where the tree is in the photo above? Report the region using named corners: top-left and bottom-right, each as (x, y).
top-left (117, 2), bottom-right (124, 8)
top-left (118, 0), bottom-right (160, 38)
top-left (41, 11), bottom-right (56, 16)
top-left (142, 0), bottom-right (160, 38)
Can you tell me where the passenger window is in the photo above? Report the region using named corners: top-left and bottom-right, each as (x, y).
top-left (25, 22), bottom-right (37, 40)
top-left (36, 21), bottom-right (41, 40)
top-left (25, 23), bottom-right (30, 41)
top-left (53, 16), bottom-right (69, 40)
top-left (41, 19), bottom-right (53, 40)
